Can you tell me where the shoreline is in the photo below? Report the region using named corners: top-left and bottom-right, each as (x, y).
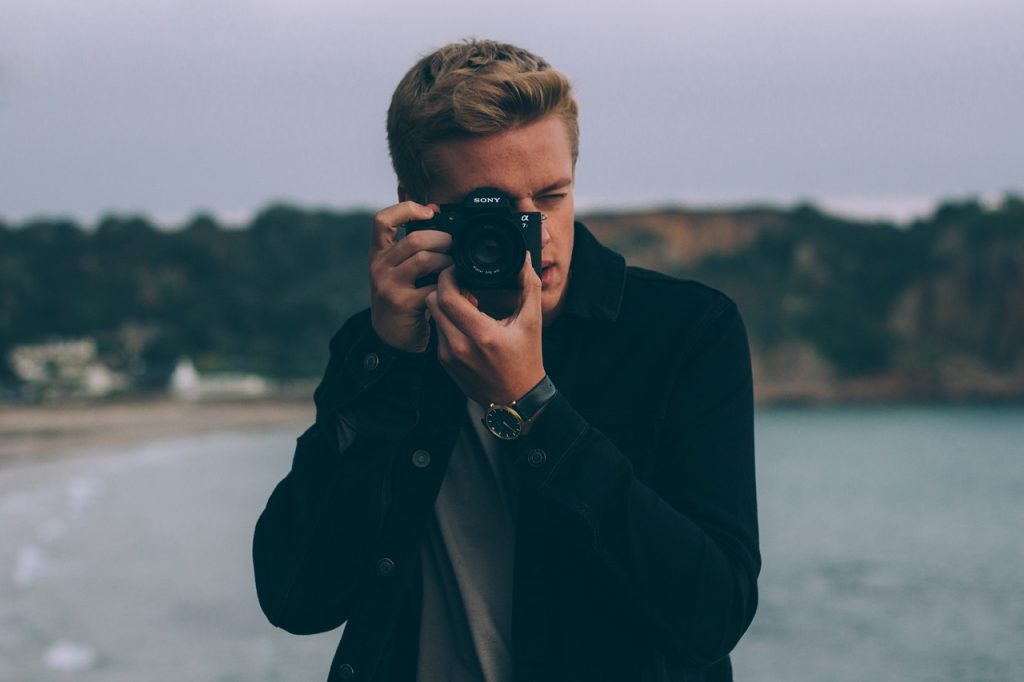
top-left (0, 397), bottom-right (313, 466)
top-left (4, 394), bottom-right (1022, 468)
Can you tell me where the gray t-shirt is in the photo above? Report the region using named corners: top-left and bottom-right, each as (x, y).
top-left (416, 399), bottom-right (520, 682)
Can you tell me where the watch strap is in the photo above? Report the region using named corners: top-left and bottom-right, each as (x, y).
top-left (511, 374), bottom-right (557, 423)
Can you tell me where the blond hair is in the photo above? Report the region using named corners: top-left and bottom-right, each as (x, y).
top-left (387, 39), bottom-right (580, 202)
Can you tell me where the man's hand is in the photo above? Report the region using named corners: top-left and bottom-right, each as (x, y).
top-left (369, 201), bottom-right (451, 352)
top-left (425, 253), bottom-right (546, 406)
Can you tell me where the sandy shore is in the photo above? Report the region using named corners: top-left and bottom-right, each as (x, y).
top-left (0, 398), bottom-right (314, 465)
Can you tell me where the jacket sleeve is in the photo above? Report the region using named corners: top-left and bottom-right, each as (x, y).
top-left (252, 308), bottom-right (427, 634)
top-left (513, 297), bottom-right (759, 668)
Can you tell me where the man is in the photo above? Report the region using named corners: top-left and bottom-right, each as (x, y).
top-left (253, 39), bottom-right (759, 682)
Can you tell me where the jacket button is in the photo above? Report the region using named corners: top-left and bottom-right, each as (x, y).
top-left (411, 449), bottom-right (431, 468)
top-left (527, 448), bottom-right (547, 467)
top-left (362, 352), bottom-right (380, 372)
top-left (338, 662), bottom-right (356, 679)
top-left (376, 557), bottom-right (396, 577)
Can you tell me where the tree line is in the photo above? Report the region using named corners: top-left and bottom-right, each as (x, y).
top-left (1, 196), bottom-right (1021, 397)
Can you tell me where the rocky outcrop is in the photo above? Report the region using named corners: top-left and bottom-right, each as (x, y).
top-left (581, 198), bottom-right (1024, 403)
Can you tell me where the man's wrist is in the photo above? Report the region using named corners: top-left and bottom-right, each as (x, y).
top-left (482, 374), bottom-right (557, 441)
top-left (516, 374), bottom-right (557, 418)
top-left (520, 398), bottom-right (553, 435)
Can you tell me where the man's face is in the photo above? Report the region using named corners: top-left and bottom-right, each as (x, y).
top-left (426, 115), bottom-right (576, 326)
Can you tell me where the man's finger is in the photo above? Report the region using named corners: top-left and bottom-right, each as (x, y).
top-left (370, 201), bottom-right (436, 255)
top-left (391, 251), bottom-right (454, 287)
top-left (407, 283), bottom-right (437, 310)
top-left (436, 266), bottom-right (489, 337)
top-left (513, 251), bottom-right (543, 324)
top-left (381, 229), bottom-right (453, 269)
top-left (426, 289), bottom-right (472, 358)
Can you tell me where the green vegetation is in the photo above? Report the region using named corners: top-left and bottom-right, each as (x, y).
top-left (0, 206), bottom-right (374, 386)
top-left (681, 196), bottom-right (1023, 379)
top-left (1, 195), bottom-right (1021, 395)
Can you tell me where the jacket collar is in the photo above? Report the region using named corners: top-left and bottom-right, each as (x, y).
top-left (557, 221), bottom-right (626, 323)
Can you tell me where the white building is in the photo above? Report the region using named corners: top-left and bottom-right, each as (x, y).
top-left (8, 338), bottom-right (127, 398)
top-left (170, 358), bottom-right (270, 401)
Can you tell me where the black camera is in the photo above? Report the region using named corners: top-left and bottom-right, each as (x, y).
top-left (405, 187), bottom-right (543, 290)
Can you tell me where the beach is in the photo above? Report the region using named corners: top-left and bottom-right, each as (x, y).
top-left (1, 402), bottom-right (1022, 680)
top-left (0, 397), bottom-right (338, 681)
top-left (0, 398), bottom-right (314, 465)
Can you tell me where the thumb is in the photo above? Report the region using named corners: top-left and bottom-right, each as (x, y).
top-left (515, 252), bottom-right (543, 322)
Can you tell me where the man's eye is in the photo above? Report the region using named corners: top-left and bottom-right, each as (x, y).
top-left (539, 193), bottom-right (567, 202)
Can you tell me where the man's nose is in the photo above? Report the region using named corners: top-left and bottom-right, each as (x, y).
top-left (540, 218), bottom-right (551, 248)
top-left (513, 197), bottom-right (537, 213)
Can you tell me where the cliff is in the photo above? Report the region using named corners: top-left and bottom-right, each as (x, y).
top-left (1, 196), bottom-right (1021, 403)
top-left (584, 198), bottom-right (1024, 403)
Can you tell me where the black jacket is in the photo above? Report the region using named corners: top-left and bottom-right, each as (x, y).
top-left (253, 222), bottom-right (760, 682)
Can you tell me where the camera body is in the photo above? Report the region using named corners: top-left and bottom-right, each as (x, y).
top-left (405, 187), bottom-right (543, 290)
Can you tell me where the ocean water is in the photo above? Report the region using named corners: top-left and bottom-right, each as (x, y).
top-left (0, 430), bottom-right (338, 682)
top-left (0, 406), bottom-right (1021, 681)
top-left (733, 406), bottom-right (1024, 682)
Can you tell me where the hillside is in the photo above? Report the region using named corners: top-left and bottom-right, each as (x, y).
top-left (585, 199), bottom-right (1024, 402)
top-left (1, 196), bottom-right (1021, 403)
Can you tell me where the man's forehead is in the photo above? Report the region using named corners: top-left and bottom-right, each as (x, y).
top-left (441, 176), bottom-right (573, 204)
top-left (427, 116), bottom-right (574, 202)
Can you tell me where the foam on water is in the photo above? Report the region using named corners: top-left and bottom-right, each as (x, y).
top-left (43, 640), bottom-right (98, 672)
top-left (66, 475), bottom-right (101, 519)
top-left (12, 544), bottom-right (59, 588)
top-left (7, 474), bottom-right (109, 590)
top-left (3, 413), bottom-right (1016, 681)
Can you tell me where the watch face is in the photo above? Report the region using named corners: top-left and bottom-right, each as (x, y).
top-left (484, 406), bottom-right (524, 440)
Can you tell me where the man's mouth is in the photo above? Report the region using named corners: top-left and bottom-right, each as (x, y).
top-left (540, 261), bottom-right (555, 287)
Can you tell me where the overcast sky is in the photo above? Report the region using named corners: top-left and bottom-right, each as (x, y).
top-left (2, 0), bottom-right (1022, 225)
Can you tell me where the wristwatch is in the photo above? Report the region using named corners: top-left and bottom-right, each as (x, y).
top-left (482, 375), bottom-right (557, 441)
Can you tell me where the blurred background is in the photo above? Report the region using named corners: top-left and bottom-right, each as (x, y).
top-left (1, 1), bottom-right (1022, 680)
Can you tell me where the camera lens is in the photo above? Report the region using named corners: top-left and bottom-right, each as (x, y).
top-left (456, 216), bottom-right (524, 288)
top-left (471, 233), bottom-right (503, 267)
